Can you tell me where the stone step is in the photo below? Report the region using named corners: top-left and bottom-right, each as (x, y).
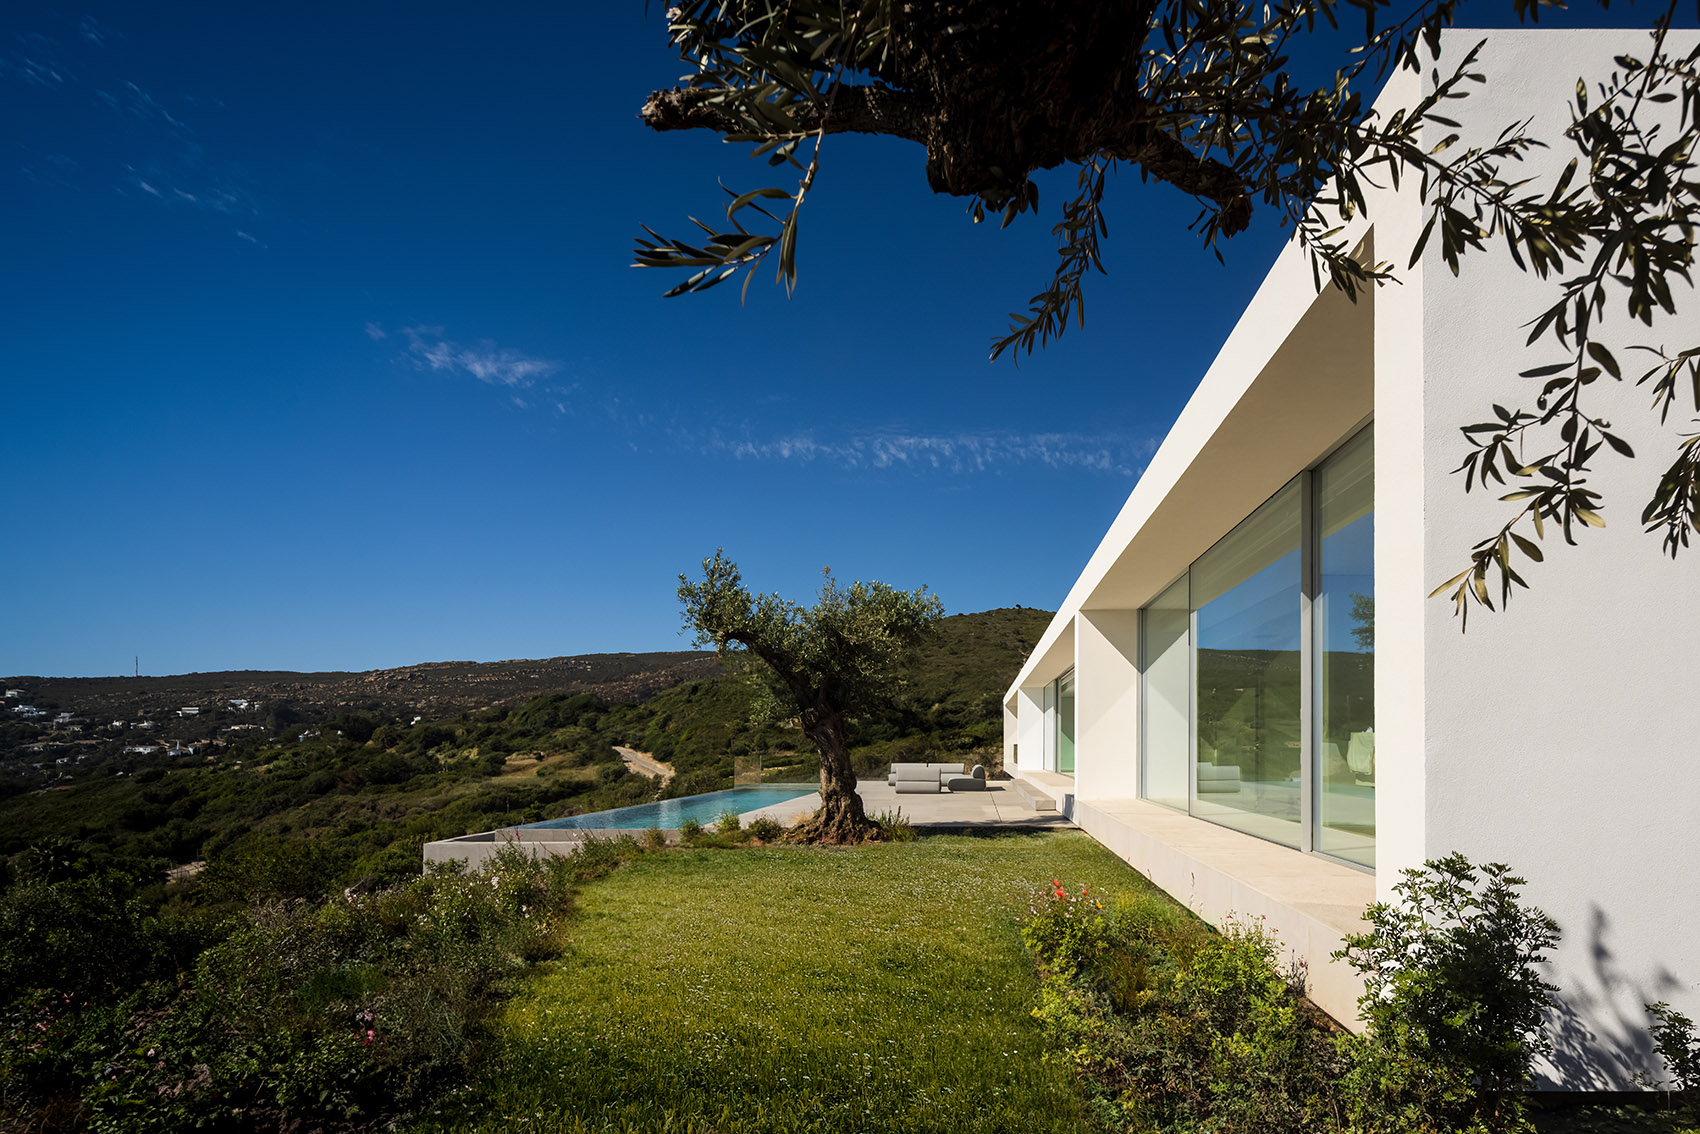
top-left (1011, 778), bottom-right (1057, 812)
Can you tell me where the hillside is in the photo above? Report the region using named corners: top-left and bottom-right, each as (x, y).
top-left (3, 651), bottom-right (721, 725)
top-left (0, 608), bottom-right (1055, 884)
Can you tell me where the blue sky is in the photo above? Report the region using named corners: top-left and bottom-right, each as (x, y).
top-left (0, 3), bottom-right (1651, 677)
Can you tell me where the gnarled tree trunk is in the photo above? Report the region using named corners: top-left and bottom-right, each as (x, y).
top-left (790, 706), bottom-right (878, 844)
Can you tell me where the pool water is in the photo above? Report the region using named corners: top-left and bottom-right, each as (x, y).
top-left (517, 785), bottom-right (820, 830)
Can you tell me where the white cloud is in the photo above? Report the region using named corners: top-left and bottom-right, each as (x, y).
top-left (363, 321), bottom-right (387, 341)
top-left (17, 56), bottom-right (66, 87)
top-left (121, 164), bottom-right (247, 214)
top-left (7, 35), bottom-right (69, 88)
top-left (713, 429), bottom-right (1154, 476)
top-left (79, 16), bottom-right (116, 46)
top-left (400, 326), bottom-right (560, 388)
top-left (103, 80), bottom-right (186, 130)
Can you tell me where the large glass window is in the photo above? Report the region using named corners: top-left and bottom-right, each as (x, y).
top-left (1055, 670), bottom-right (1076, 774)
top-left (1135, 425), bottom-right (1374, 868)
top-left (1190, 481), bottom-right (1304, 848)
top-left (1315, 428), bottom-right (1375, 866)
top-left (1140, 575), bottom-right (1190, 811)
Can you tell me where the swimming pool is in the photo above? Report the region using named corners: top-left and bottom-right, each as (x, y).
top-left (517, 785), bottom-right (820, 830)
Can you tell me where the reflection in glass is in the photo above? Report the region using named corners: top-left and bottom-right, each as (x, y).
top-left (1056, 670), bottom-right (1076, 774)
top-left (1315, 429), bottom-right (1375, 866)
top-left (1141, 575), bottom-right (1191, 810)
top-left (1191, 482), bottom-right (1303, 847)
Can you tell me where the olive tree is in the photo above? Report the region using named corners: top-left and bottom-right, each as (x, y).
top-left (636, 1), bottom-right (1700, 624)
top-left (677, 551), bottom-right (943, 842)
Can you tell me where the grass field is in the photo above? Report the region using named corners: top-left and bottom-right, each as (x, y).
top-left (414, 830), bottom-right (1168, 1134)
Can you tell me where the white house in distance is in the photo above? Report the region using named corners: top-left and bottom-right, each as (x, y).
top-left (1002, 29), bottom-right (1698, 1089)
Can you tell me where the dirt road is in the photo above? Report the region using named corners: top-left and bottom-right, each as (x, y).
top-left (615, 745), bottom-right (674, 783)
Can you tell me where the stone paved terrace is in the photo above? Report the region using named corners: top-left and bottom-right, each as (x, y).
top-left (848, 772), bottom-right (1074, 829)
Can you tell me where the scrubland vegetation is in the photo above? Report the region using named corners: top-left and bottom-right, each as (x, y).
top-left (6, 605), bottom-right (1689, 1132)
top-left (0, 609), bottom-right (1050, 889)
top-left (0, 609), bottom-right (1057, 1130)
top-left (5, 823), bottom-right (1696, 1132)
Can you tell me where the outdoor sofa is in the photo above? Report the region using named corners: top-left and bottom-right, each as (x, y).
top-left (888, 762), bottom-right (989, 793)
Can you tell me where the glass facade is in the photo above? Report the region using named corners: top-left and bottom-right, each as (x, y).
top-left (1054, 669), bottom-right (1076, 774)
top-left (1314, 429), bottom-right (1375, 866)
top-left (1191, 482), bottom-right (1304, 847)
top-left (1136, 425), bottom-right (1374, 866)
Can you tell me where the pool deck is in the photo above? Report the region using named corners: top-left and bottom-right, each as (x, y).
top-left (846, 776), bottom-right (1075, 829)
top-left (423, 773), bottom-right (1073, 868)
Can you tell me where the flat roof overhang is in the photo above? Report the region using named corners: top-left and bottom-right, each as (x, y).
top-left (1008, 228), bottom-right (1375, 696)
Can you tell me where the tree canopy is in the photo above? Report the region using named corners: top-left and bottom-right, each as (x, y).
top-left (678, 550), bottom-right (943, 841)
top-left (636, 2), bottom-right (1700, 623)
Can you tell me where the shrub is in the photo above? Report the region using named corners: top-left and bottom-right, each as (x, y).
top-left (196, 833), bottom-right (350, 904)
top-left (873, 807), bottom-right (915, 842)
top-left (1646, 1002), bottom-right (1700, 1093)
top-left (643, 826), bottom-right (668, 849)
top-left (0, 841), bottom-right (649, 1132)
top-left (678, 818), bottom-right (703, 840)
top-left (1020, 878), bottom-right (1111, 977)
top-left (567, 836), bottom-right (636, 882)
top-left (715, 809), bottom-right (741, 834)
top-left (1336, 854), bottom-right (1560, 1134)
top-left (1022, 882), bottom-right (1338, 1134)
top-left (73, 850), bottom-right (585, 1129)
top-left (745, 816), bottom-right (783, 842)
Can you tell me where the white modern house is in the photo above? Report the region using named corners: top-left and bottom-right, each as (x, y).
top-left (1003, 29), bottom-right (1698, 1089)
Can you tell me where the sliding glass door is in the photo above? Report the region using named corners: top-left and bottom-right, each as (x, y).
top-left (1052, 669), bottom-right (1076, 774)
top-left (1190, 481), bottom-right (1304, 848)
top-left (1136, 425), bottom-right (1374, 866)
top-left (1314, 429), bottom-right (1375, 866)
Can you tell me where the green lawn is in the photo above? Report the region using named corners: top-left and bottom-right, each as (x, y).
top-left (414, 830), bottom-right (1167, 1134)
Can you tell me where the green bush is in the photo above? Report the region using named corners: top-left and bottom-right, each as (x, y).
top-left (678, 818), bottom-right (703, 840)
top-left (1336, 854), bottom-right (1560, 1134)
top-left (745, 816), bottom-right (783, 842)
top-left (715, 808), bottom-right (741, 834)
top-left (0, 841), bottom-right (647, 1132)
top-left (196, 833), bottom-right (350, 904)
top-left (1021, 878), bottom-right (1113, 977)
top-left (1647, 1002), bottom-right (1700, 1093)
top-left (1022, 881), bottom-right (1338, 1134)
top-left (873, 807), bottom-right (916, 843)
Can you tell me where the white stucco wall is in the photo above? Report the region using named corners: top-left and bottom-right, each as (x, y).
top-left (1368, 63), bottom-right (1429, 896)
top-left (1002, 699), bottom-right (1018, 769)
top-left (1414, 30), bottom-right (1700, 1089)
top-left (1014, 685), bottom-right (1047, 773)
top-left (1074, 610), bottom-right (1142, 799)
top-left (997, 26), bottom-right (1699, 1089)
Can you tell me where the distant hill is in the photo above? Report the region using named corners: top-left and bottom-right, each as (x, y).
top-left (3, 652), bottom-right (723, 725)
top-left (2, 608), bottom-right (1053, 749)
top-left (902, 605), bottom-right (1056, 725)
top-left (0, 608), bottom-right (1055, 881)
